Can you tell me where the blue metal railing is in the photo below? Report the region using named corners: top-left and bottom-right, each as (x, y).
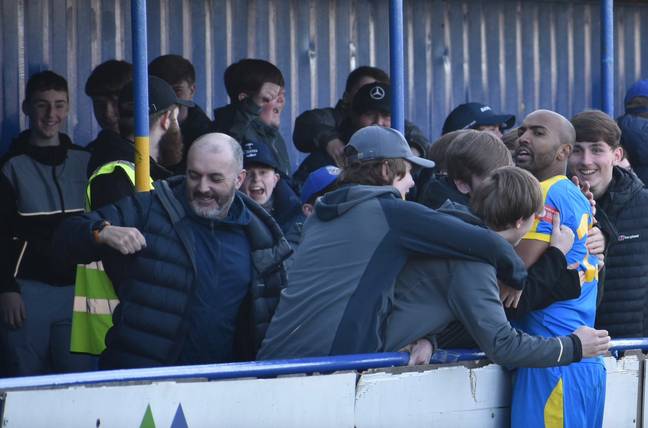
top-left (0, 352), bottom-right (409, 391)
top-left (0, 338), bottom-right (646, 392)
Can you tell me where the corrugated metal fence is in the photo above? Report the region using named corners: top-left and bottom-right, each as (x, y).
top-left (1, 0), bottom-right (648, 168)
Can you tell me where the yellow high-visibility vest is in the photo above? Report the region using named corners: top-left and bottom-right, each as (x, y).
top-left (70, 161), bottom-right (153, 355)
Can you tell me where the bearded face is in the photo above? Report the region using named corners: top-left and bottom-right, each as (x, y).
top-left (158, 119), bottom-right (184, 168)
top-left (186, 147), bottom-right (243, 220)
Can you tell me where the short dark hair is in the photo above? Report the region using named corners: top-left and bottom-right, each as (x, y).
top-left (426, 130), bottom-right (469, 174)
top-left (85, 60), bottom-right (132, 97)
top-left (446, 130), bottom-right (512, 183)
top-left (25, 70), bottom-right (68, 102)
top-left (345, 66), bottom-right (390, 94)
top-left (148, 54), bottom-right (196, 85)
top-left (224, 59), bottom-right (284, 100)
top-left (571, 110), bottom-right (621, 148)
top-left (471, 166), bottom-right (543, 231)
top-left (339, 157), bottom-right (408, 187)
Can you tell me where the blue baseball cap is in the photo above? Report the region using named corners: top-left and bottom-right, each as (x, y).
top-left (242, 141), bottom-right (280, 170)
top-left (442, 102), bottom-right (515, 135)
top-left (301, 165), bottom-right (341, 204)
top-left (625, 80), bottom-right (648, 114)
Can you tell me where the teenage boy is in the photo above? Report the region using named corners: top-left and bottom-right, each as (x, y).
top-left (0, 71), bottom-right (94, 375)
top-left (418, 130), bottom-right (500, 210)
top-left (513, 109), bottom-right (605, 428)
top-left (213, 59), bottom-right (290, 178)
top-left (442, 132), bottom-right (582, 311)
top-left (241, 141), bottom-right (303, 246)
top-left (384, 167), bottom-right (610, 367)
top-left (84, 60), bottom-right (132, 162)
top-left (293, 66), bottom-right (429, 169)
top-left (293, 82), bottom-right (429, 188)
top-left (258, 125), bottom-right (530, 362)
top-left (421, 131), bottom-right (581, 349)
top-left (149, 54), bottom-right (214, 171)
top-left (570, 110), bottom-right (648, 338)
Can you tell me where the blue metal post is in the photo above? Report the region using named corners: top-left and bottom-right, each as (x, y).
top-left (601, 0), bottom-right (614, 116)
top-left (131, 0), bottom-right (151, 191)
top-left (389, 0), bottom-right (405, 134)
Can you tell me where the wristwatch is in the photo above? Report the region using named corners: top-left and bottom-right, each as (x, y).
top-left (92, 220), bottom-right (111, 243)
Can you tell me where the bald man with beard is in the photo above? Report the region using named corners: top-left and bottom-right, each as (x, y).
top-left (55, 134), bottom-right (291, 369)
top-left (511, 110), bottom-right (607, 428)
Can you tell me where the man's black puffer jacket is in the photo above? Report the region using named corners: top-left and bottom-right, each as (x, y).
top-left (54, 176), bottom-right (291, 368)
top-left (595, 166), bottom-right (648, 337)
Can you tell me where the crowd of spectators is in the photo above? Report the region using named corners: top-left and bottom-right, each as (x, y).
top-left (1, 56), bottom-right (648, 427)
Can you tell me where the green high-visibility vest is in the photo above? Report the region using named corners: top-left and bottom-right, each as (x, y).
top-left (70, 161), bottom-right (153, 355)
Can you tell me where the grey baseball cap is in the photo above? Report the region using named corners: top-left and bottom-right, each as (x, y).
top-left (345, 126), bottom-right (435, 168)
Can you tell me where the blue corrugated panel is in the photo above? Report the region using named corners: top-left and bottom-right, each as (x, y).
top-left (2, 0), bottom-right (648, 165)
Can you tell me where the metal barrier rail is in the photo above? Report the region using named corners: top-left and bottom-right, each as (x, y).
top-left (0, 338), bottom-right (646, 391)
top-left (0, 352), bottom-right (409, 391)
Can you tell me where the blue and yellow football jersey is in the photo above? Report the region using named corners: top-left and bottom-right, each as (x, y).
top-left (515, 175), bottom-right (599, 337)
top-left (511, 175), bottom-right (605, 428)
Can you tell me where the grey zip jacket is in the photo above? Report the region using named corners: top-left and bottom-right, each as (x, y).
top-left (258, 184), bottom-right (528, 360)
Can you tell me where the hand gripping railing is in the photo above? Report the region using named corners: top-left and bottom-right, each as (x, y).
top-left (0, 338), bottom-right (645, 391)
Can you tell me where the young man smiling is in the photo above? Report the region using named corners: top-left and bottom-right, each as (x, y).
top-left (570, 110), bottom-right (648, 338)
top-left (0, 71), bottom-right (93, 375)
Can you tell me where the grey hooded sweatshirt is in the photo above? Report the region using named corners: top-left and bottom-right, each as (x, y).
top-left (383, 202), bottom-right (581, 368)
top-left (258, 184), bottom-right (529, 360)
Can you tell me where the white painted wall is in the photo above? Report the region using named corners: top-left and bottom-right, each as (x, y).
top-left (1, 355), bottom-right (644, 428)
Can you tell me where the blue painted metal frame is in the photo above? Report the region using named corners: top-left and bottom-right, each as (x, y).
top-left (601, 0), bottom-right (614, 116)
top-left (0, 339), bottom-right (645, 391)
top-left (389, 0), bottom-right (405, 134)
top-left (131, 0), bottom-right (149, 138)
top-left (0, 352), bottom-right (409, 391)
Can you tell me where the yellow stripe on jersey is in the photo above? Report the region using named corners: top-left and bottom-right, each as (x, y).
top-left (577, 213), bottom-right (589, 240)
top-left (524, 232), bottom-right (551, 243)
top-left (544, 378), bottom-right (565, 428)
top-left (581, 256), bottom-right (599, 284)
top-left (524, 175), bottom-right (568, 242)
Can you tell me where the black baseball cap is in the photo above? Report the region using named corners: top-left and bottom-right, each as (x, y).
top-left (345, 125), bottom-right (435, 168)
top-left (442, 102), bottom-right (515, 134)
top-left (118, 75), bottom-right (194, 116)
top-left (352, 82), bottom-right (391, 115)
top-left (242, 141), bottom-right (281, 171)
